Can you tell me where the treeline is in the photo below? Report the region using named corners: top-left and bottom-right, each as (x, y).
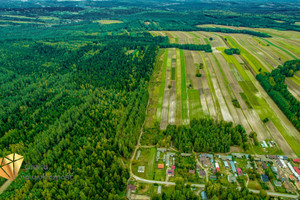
top-left (224, 48), bottom-right (240, 55)
top-left (163, 119), bottom-right (249, 153)
top-left (196, 27), bottom-right (271, 38)
top-left (256, 60), bottom-right (300, 131)
top-left (159, 43), bottom-right (212, 52)
top-left (205, 181), bottom-right (267, 200)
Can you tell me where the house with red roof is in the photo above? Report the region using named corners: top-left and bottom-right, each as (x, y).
top-left (237, 168), bottom-right (243, 176)
top-left (168, 169), bottom-right (174, 176)
top-left (294, 159), bottom-right (300, 163)
top-left (171, 165), bottom-right (175, 170)
top-left (294, 166), bottom-right (300, 175)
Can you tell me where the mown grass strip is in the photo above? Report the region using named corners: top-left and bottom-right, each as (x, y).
top-left (188, 89), bottom-right (202, 120)
top-left (180, 50), bottom-right (189, 124)
top-left (260, 38), bottom-right (298, 59)
top-left (156, 49), bottom-right (168, 122)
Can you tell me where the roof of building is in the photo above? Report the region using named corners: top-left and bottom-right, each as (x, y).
top-left (294, 159), bottom-right (300, 163)
top-left (224, 161), bottom-right (229, 167)
top-left (261, 175), bottom-right (269, 182)
top-left (168, 169), bottom-right (174, 175)
top-left (268, 155), bottom-right (277, 159)
top-left (232, 153), bottom-right (244, 158)
top-left (228, 175), bottom-right (237, 182)
top-left (273, 180), bottom-right (282, 187)
top-left (158, 164), bottom-right (164, 169)
top-left (171, 165), bottom-right (175, 169)
top-left (237, 168), bottom-right (242, 175)
top-left (127, 184), bottom-right (136, 191)
top-left (294, 166), bottom-right (300, 175)
top-left (157, 186), bottom-right (161, 194)
top-left (297, 182), bottom-right (300, 190)
top-left (138, 166), bottom-right (145, 173)
top-left (189, 169), bottom-right (195, 174)
top-left (271, 166), bottom-right (278, 173)
top-left (289, 175), bottom-right (295, 181)
top-left (201, 191), bottom-right (208, 200)
top-left (262, 162), bottom-right (267, 169)
top-left (199, 170), bottom-right (206, 176)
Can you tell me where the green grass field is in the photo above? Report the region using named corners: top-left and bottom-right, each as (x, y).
top-left (156, 49), bottom-right (169, 122)
top-left (188, 89), bottom-right (202, 120)
top-left (132, 148), bottom-right (157, 180)
top-left (180, 50), bottom-right (189, 125)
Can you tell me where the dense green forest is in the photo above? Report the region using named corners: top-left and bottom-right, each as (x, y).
top-left (0, 27), bottom-right (163, 199)
top-left (143, 119), bottom-right (249, 153)
top-left (256, 60), bottom-right (300, 131)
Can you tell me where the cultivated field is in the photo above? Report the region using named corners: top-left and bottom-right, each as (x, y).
top-left (146, 28), bottom-right (300, 157)
top-left (95, 20), bottom-right (123, 24)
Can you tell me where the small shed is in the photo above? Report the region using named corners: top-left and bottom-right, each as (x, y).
top-left (157, 186), bottom-right (161, 194)
top-left (158, 164), bottom-right (164, 169)
top-left (273, 180), bottom-right (282, 187)
top-left (201, 191), bottom-right (208, 200)
top-left (138, 166), bottom-right (145, 173)
top-left (228, 175), bottom-right (237, 183)
top-left (261, 175), bottom-right (269, 182)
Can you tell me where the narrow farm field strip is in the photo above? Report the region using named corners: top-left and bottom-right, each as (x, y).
top-left (176, 49), bottom-right (182, 125)
top-left (226, 36), bottom-right (267, 73)
top-left (213, 53), bottom-right (241, 124)
top-left (180, 50), bottom-right (189, 125)
top-left (208, 53), bottom-right (233, 122)
top-left (199, 52), bottom-right (217, 119)
top-left (160, 48), bottom-right (172, 129)
top-left (156, 49), bottom-right (168, 123)
top-left (261, 38), bottom-right (298, 59)
top-left (191, 51), bottom-right (209, 115)
top-left (188, 90), bottom-right (202, 120)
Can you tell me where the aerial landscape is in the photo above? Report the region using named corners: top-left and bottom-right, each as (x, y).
top-left (0, 0), bottom-right (299, 199)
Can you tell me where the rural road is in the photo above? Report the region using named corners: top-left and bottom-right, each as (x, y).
top-left (132, 172), bottom-right (299, 199)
